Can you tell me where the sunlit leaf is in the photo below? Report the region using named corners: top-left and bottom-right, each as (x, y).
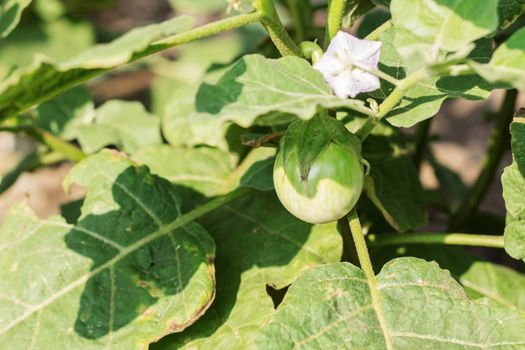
top-left (0, 150), bottom-right (216, 349)
top-left (390, 0), bottom-right (499, 72)
top-left (154, 191), bottom-right (342, 349)
top-left (257, 258), bottom-right (525, 349)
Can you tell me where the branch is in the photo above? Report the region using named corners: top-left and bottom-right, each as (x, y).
top-left (367, 232), bottom-right (504, 249)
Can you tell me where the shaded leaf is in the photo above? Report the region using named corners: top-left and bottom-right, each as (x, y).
top-left (0, 0), bottom-right (31, 38)
top-left (470, 28), bottom-right (525, 92)
top-left (154, 191), bottom-right (342, 349)
top-left (256, 258), bottom-right (525, 349)
top-left (497, 0), bottom-right (525, 29)
top-left (36, 86), bottom-right (95, 140)
top-left (390, 0), bottom-right (499, 72)
top-left (0, 16), bottom-right (193, 121)
top-left (0, 150), bottom-right (216, 349)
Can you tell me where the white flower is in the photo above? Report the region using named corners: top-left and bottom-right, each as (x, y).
top-left (314, 31), bottom-right (382, 99)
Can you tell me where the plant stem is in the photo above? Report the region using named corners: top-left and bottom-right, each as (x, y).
top-left (149, 12), bottom-right (264, 53)
top-left (179, 187), bottom-right (253, 224)
top-left (367, 232), bottom-right (504, 248)
top-left (413, 118), bottom-right (432, 169)
top-left (449, 89), bottom-right (518, 230)
top-left (326, 0), bottom-right (347, 45)
top-left (0, 126), bottom-right (86, 162)
top-left (356, 68), bottom-right (429, 141)
top-left (254, 0), bottom-right (302, 56)
top-left (364, 20), bottom-right (392, 41)
top-left (347, 209), bottom-right (393, 350)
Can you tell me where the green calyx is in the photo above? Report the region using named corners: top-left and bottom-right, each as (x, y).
top-left (280, 113), bottom-right (365, 181)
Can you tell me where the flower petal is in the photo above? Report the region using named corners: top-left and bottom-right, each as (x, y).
top-left (350, 69), bottom-right (380, 94)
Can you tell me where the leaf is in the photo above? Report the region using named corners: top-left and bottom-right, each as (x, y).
top-left (0, 16), bottom-right (194, 121)
top-left (0, 18), bottom-right (94, 75)
top-left (371, 29), bottom-right (492, 127)
top-left (0, 150), bottom-right (216, 349)
top-left (470, 28), bottom-right (525, 92)
top-left (371, 245), bottom-right (525, 311)
top-left (361, 123), bottom-right (427, 232)
top-left (0, 0), bottom-right (31, 38)
top-left (166, 54), bottom-right (373, 147)
top-left (133, 145), bottom-right (235, 197)
top-left (502, 117), bottom-right (525, 260)
top-left (390, 0), bottom-right (499, 72)
top-left (497, 0), bottom-right (525, 29)
top-left (153, 191), bottom-right (342, 349)
top-left (134, 145), bottom-right (276, 197)
top-left (35, 86), bottom-right (95, 140)
top-left (256, 258), bottom-right (525, 349)
top-left (75, 100), bottom-right (162, 154)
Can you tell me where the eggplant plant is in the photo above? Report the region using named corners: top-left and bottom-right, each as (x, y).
top-left (0, 0), bottom-right (525, 349)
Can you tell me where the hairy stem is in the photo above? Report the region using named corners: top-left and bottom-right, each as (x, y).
top-left (150, 12), bottom-right (264, 53)
top-left (367, 232), bottom-right (504, 248)
top-left (255, 0), bottom-right (302, 56)
top-left (347, 209), bottom-right (393, 350)
top-left (326, 0), bottom-right (348, 45)
top-left (449, 89), bottom-right (518, 230)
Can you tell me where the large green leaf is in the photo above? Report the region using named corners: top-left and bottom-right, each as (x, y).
top-left (502, 117), bottom-right (525, 260)
top-left (470, 28), bottom-right (525, 92)
top-left (390, 0), bottom-right (499, 72)
top-left (0, 16), bottom-right (193, 121)
top-left (256, 258), bottom-right (525, 349)
top-left (371, 29), bottom-right (491, 127)
top-left (154, 191), bottom-right (342, 349)
top-left (371, 246), bottom-right (525, 311)
top-left (161, 54), bottom-right (374, 148)
top-left (0, 150), bottom-right (216, 349)
top-left (0, 0), bottom-right (31, 38)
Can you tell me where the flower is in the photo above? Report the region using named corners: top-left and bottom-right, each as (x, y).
top-left (314, 31), bottom-right (382, 99)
